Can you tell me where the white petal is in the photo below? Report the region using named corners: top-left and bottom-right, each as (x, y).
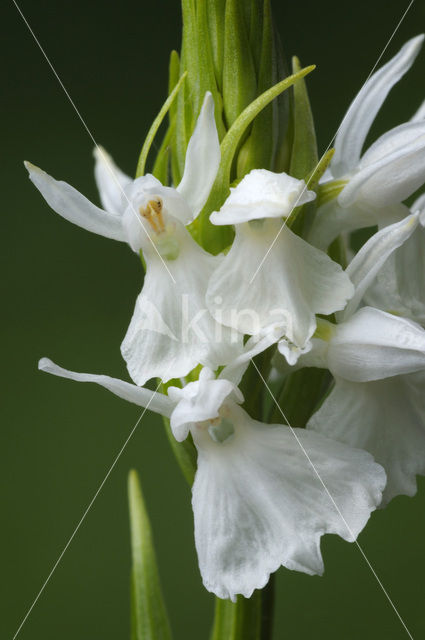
top-left (327, 307), bottom-right (425, 382)
top-left (169, 371), bottom-right (243, 442)
top-left (412, 191), bottom-right (425, 213)
top-left (121, 231), bottom-right (243, 385)
top-left (207, 221), bottom-right (353, 347)
top-left (25, 161), bottom-right (125, 241)
top-left (192, 403), bottom-right (385, 600)
top-left (290, 336), bottom-right (330, 370)
top-left (364, 222), bottom-right (425, 325)
top-left (411, 98), bottom-right (425, 122)
top-left (38, 357), bottom-right (173, 416)
top-left (309, 197), bottom-right (409, 251)
top-left (308, 374), bottom-right (425, 504)
top-left (332, 35), bottom-right (424, 177)
top-left (220, 325), bottom-right (286, 386)
top-left (93, 146), bottom-right (132, 215)
top-left (277, 337), bottom-right (312, 366)
top-left (342, 213), bottom-right (419, 320)
top-left (176, 92), bottom-right (220, 220)
top-left (411, 191), bottom-right (425, 227)
top-left (210, 170), bottom-right (315, 225)
top-left (339, 122), bottom-right (425, 208)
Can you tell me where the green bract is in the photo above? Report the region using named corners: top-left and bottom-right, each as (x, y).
top-left (128, 471), bottom-right (172, 640)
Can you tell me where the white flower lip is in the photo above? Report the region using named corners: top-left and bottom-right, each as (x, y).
top-left (193, 403), bottom-right (385, 601)
top-left (206, 213), bottom-right (354, 354)
top-left (38, 357), bottom-right (386, 600)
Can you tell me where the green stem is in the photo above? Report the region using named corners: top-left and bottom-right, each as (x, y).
top-left (210, 592), bottom-right (262, 640)
top-left (260, 575), bottom-right (275, 640)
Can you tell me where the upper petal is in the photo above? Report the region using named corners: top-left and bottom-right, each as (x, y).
top-left (93, 146), bottom-right (132, 215)
top-left (341, 213), bottom-right (419, 320)
top-left (176, 92), bottom-right (220, 221)
top-left (332, 35), bottom-right (424, 177)
top-left (210, 170), bottom-right (315, 225)
top-left (364, 222), bottom-right (425, 326)
top-left (192, 403), bottom-right (385, 600)
top-left (338, 122), bottom-right (425, 208)
top-left (25, 162), bottom-right (126, 242)
top-left (38, 357), bottom-right (174, 416)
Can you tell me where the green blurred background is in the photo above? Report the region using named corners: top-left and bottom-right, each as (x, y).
top-left (3, 0), bottom-right (425, 638)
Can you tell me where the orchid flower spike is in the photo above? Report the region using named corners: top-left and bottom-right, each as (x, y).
top-left (206, 169), bottom-right (354, 359)
top-left (39, 357), bottom-right (385, 601)
top-left (310, 35), bottom-right (425, 249)
top-left (26, 93), bottom-right (242, 384)
top-left (292, 213), bottom-right (425, 503)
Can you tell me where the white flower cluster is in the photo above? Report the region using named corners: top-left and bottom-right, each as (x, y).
top-left (28, 36), bottom-right (425, 601)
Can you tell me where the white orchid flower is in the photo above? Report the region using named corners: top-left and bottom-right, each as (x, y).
top-left (364, 193), bottom-right (425, 326)
top-left (298, 213), bottom-right (425, 503)
top-left (310, 35), bottom-right (425, 249)
top-left (206, 169), bottom-right (354, 357)
top-left (39, 357), bottom-right (385, 601)
top-left (26, 93), bottom-right (242, 384)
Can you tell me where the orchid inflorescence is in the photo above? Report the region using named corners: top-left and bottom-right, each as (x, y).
top-left (26, 7), bottom-right (425, 619)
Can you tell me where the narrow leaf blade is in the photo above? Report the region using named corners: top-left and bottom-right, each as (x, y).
top-left (128, 470), bottom-right (172, 640)
top-left (289, 56), bottom-right (318, 179)
top-left (136, 72), bottom-right (187, 177)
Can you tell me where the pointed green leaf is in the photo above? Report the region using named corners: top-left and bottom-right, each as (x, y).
top-left (199, 65), bottom-right (316, 252)
top-left (221, 65), bottom-right (315, 193)
top-left (288, 149), bottom-right (335, 235)
top-left (306, 148), bottom-right (335, 192)
top-left (174, 49), bottom-right (193, 179)
top-left (152, 122), bottom-right (174, 185)
top-left (196, 0), bottom-right (226, 140)
top-left (289, 56), bottom-right (318, 179)
top-left (168, 50), bottom-right (180, 123)
top-left (206, 0), bottom-right (226, 92)
top-left (246, 0), bottom-right (263, 75)
top-left (237, 0), bottom-right (275, 176)
top-left (272, 32), bottom-right (292, 173)
top-left (136, 72), bottom-right (187, 177)
top-left (128, 470), bottom-right (172, 640)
